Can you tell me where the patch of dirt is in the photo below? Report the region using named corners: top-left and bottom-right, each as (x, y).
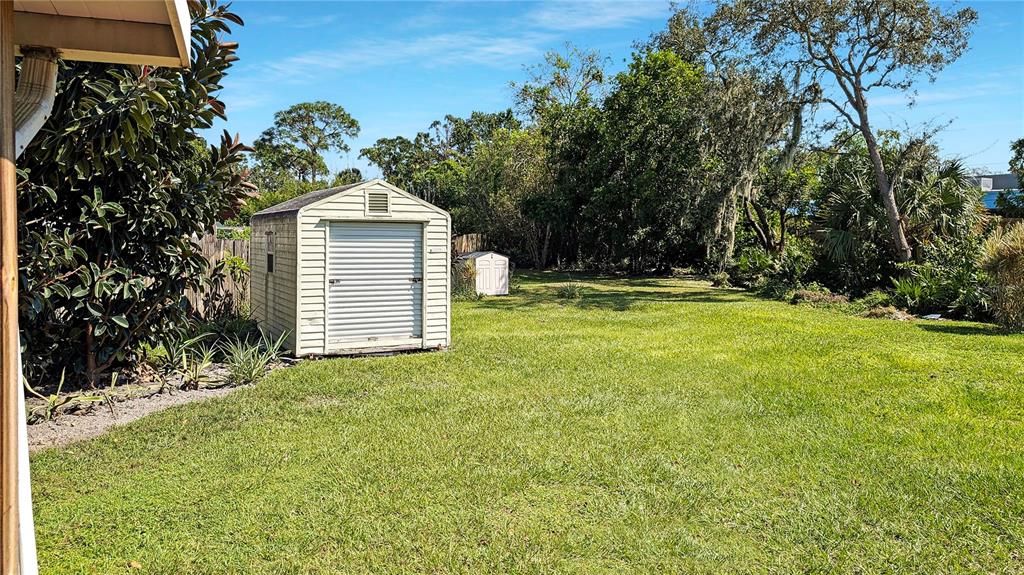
top-left (28, 385), bottom-right (248, 452)
top-left (862, 305), bottom-right (915, 321)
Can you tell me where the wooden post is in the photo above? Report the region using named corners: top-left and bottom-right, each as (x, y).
top-left (0, 1), bottom-right (19, 572)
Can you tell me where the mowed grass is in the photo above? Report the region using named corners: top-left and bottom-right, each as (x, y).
top-left (30, 273), bottom-right (1024, 574)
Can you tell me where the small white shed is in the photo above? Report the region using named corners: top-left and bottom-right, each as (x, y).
top-left (460, 251), bottom-right (510, 295)
top-left (250, 179), bottom-right (451, 356)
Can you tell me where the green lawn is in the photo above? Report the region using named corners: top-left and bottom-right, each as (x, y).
top-left (30, 274), bottom-right (1024, 574)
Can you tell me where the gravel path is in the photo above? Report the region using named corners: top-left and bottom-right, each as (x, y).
top-left (28, 385), bottom-right (246, 452)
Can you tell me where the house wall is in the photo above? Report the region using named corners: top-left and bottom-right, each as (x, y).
top-left (249, 213), bottom-right (298, 351)
top-left (296, 181), bottom-right (450, 355)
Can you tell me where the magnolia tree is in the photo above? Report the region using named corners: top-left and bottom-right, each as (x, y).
top-left (17, 0), bottom-right (253, 387)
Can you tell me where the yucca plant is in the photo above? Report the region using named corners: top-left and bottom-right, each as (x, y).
top-left (556, 281), bottom-right (583, 299)
top-left (220, 337), bottom-right (264, 386)
top-left (154, 332), bottom-right (211, 380)
top-left (220, 329), bottom-right (289, 386)
top-left (178, 345), bottom-right (216, 390)
top-left (260, 329), bottom-right (289, 364)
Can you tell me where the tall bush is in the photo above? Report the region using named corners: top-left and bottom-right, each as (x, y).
top-left (452, 260), bottom-right (477, 299)
top-left (17, 0), bottom-right (252, 386)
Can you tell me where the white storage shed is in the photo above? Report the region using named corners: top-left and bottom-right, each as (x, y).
top-left (460, 251), bottom-right (510, 296)
top-left (250, 179), bottom-right (451, 356)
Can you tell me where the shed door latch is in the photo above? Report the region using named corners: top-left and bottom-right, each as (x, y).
top-left (409, 277), bottom-right (423, 283)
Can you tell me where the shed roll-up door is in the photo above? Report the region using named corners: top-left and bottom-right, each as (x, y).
top-left (327, 222), bottom-right (423, 346)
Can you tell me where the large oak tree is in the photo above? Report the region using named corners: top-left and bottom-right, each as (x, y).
top-left (711, 0), bottom-right (978, 262)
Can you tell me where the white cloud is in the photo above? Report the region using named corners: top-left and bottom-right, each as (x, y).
top-left (527, 1), bottom-right (670, 31)
top-left (220, 2), bottom-right (674, 120)
top-left (262, 30), bottom-right (554, 81)
top-left (245, 12), bottom-right (340, 29)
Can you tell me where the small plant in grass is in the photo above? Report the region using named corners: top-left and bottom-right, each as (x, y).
top-left (556, 281), bottom-right (583, 299)
top-left (856, 289), bottom-right (892, 309)
top-left (509, 275), bottom-right (524, 294)
top-left (861, 305), bottom-right (914, 321)
top-left (848, 289), bottom-right (896, 316)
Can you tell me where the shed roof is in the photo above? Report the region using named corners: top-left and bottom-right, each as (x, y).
top-left (250, 179), bottom-right (451, 221)
top-left (459, 251), bottom-right (507, 260)
top-left (251, 182), bottom-right (364, 218)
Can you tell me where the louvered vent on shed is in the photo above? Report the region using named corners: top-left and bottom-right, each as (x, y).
top-left (367, 191), bottom-right (390, 214)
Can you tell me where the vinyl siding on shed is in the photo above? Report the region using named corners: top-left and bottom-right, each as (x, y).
top-left (250, 214), bottom-right (298, 351)
top-left (295, 181), bottom-right (450, 355)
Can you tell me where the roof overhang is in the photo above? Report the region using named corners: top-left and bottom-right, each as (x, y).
top-left (12, 0), bottom-right (191, 68)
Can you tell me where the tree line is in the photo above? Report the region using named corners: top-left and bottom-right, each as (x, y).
top-left (14, 0), bottom-right (1024, 389)
top-left (339, 1), bottom-right (988, 278)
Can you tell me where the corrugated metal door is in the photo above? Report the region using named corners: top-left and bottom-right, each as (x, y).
top-left (327, 222), bottom-right (423, 347)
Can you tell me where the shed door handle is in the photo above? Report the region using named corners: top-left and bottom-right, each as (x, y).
top-left (409, 277), bottom-right (423, 283)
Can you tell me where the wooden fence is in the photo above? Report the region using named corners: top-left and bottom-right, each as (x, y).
top-left (453, 233), bottom-right (487, 255)
top-left (186, 234), bottom-right (250, 318)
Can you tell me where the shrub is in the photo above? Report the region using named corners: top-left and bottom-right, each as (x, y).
top-left (509, 275), bottom-right (523, 294)
top-left (709, 271), bottom-right (731, 288)
top-left (220, 338), bottom-right (266, 386)
top-left (151, 332), bottom-right (211, 385)
top-left (980, 224), bottom-right (1024, 330)
top-left (890, 234), bottom-right (990, 319)
top-left (891, 275), bottom-right (928, 311)
top-left (17, 0), bottom-right (251, 387)
top-left (452, 260), bottom-right (478, 300)
top-left (734, 247), bottom-right (774, 286)
top-left (735, 240), bottom-right (814, 299)
top-left (196, 306), bottom-right (258, 351)
top-left (856, 290), bottom-right (892, 309)
top-left (215, 227), bottom-right (251, 240)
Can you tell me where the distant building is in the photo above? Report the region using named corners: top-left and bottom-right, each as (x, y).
top-left (971, 173), bottom-right (1020, 211)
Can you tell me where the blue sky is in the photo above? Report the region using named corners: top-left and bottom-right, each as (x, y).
top-left (210, 1), bottom-right (1024, 177)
